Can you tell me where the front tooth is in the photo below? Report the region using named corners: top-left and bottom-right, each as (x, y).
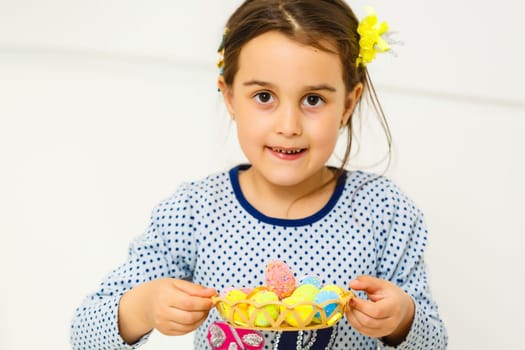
top-left (272, 148), bottom-right (301, 154)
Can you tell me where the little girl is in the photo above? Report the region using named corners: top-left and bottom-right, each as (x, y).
top-left (71, 1), bottom-right (447, 349)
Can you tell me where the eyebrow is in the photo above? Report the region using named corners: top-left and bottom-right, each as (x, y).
top-left (242, 80), bottom-right (337, 92)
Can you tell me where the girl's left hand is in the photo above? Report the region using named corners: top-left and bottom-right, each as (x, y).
top-left (345, 275), bottom-right (415, 346)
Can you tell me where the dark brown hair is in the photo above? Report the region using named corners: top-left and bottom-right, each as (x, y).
top-left (221, 0), bottom-right (391, 179)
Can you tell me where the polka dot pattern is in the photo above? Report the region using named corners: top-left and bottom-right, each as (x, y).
top-left (70, 165), bottom-right (447, 349)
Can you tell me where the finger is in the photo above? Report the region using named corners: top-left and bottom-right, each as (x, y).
top-left (169, 280), bottom-right (216, 311)
top-left (345, 306), bottom-right (383, 338)
top-left (349, 296), bottom-right (389, 320)
top-left (173, 279), bottom-right (217, 298)
top-left (349, 276), bottom-right (388, 301)
top-left (158, 321), bottom-right (196, 335)
top-left (168, 308), bottom-right (211, 326)
top-left (158, 315), bottom-right (208, 336)
top-left (157, 305), bottom-right (210, 329)
top-left (171, 293), bottom-right (215, 312)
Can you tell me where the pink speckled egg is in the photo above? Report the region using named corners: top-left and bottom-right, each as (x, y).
top-left (265, 260), bottom-right (296, 299)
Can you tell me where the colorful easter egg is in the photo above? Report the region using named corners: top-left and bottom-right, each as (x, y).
top-left (291, 284), bottom-right (319, 301)
top-left (299, 276), bottom-right (323, 289)
top-left (223, 289), bottom-right (249, 326)
top-left (281, 295), bottom-right (314, 327)
top-left (249, 291), bottom-right (280, 326)
top-left (314, 290), bottom-right (341, 320)
top-left (265, 260), bottom-right (296, 299)
top-left (320, 284), bottom-right (345, 297)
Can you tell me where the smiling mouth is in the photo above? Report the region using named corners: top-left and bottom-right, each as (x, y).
top-left (270, 147), bottom-right (306, 154)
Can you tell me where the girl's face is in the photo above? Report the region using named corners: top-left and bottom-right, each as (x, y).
top-left (220, 31), bottom-right (362, 191)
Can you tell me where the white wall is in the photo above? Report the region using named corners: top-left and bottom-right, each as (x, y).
top-left (1, 0), bottom-right (524, 349)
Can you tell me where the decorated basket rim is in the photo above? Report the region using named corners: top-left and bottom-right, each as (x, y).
top-left (212, 290), bottom-right (354, 331)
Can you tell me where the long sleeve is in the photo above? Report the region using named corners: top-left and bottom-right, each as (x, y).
top-left (364, 178), bottom-right (448, 349)
top-left (70, 184), bottom-right (198, 349)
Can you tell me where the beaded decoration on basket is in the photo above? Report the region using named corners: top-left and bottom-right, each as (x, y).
top-left (207, 321), bottom-right (264, 350)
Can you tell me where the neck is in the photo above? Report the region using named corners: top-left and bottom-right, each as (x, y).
top-left (238, 166), bottom-right (338, 219)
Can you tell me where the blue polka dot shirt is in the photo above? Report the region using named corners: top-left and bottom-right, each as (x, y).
top-left (70, 165), bottom-right (447, 349)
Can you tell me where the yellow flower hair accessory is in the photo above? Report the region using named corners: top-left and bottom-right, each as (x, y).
top-left (356, 7), bottom-right (391, 67)
top-left (217, 28), bottom-right (229, 75)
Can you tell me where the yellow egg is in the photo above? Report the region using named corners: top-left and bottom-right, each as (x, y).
top-left (281, 295), bottom-right (314, 327)
top-left (291, 284), bottom-right (319, 301)
top-left (222, 290), bottom-right (248, 326)
top-left (225, 289), bottom-right (248, 302)
top-left (249, 291), bottom-right (279, 326)
top-left (233, 303), bottom-right (249, 327)
top-left (320, 284), bottom-right (345, 297)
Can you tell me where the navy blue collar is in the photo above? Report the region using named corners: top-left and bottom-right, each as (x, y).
top-left (229, 164), bottom-right (347, 227)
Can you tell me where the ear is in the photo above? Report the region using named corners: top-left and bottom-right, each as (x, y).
top-left (218, 76), bottom-right (235, 120)
top-left (341, 82), bottom-right (363, 127)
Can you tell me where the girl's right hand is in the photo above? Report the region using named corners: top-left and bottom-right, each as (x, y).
top-left (118, 278), bottom-right (217, 344)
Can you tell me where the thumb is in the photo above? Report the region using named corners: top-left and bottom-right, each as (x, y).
top-left (349, 275), bottom-right (386, 301)
top-left (173, 279), bottom-right (217, 298)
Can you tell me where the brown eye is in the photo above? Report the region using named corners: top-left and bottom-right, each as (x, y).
top-left (302, 94), bottom-right (324, 107)
top-left (254, 92), bottom-right (273, 104)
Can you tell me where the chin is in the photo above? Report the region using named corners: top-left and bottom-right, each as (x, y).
top-left (260, 167), bottom-right (318, 188)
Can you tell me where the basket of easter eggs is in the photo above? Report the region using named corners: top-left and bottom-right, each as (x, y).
top-left (212, 260), bottom-right (354, 331)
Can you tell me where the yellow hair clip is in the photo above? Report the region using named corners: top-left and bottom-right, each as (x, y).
top-left (356, 7), bottom-right (391, 67)
top-left (217, 28), bottom-right (229, 75)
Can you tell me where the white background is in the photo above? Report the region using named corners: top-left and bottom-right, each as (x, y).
top-left (1, 0), bottom-right (524, 349)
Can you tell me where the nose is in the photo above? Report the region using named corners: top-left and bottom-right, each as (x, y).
top-left (274, 103), bottom-right (302, 136)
